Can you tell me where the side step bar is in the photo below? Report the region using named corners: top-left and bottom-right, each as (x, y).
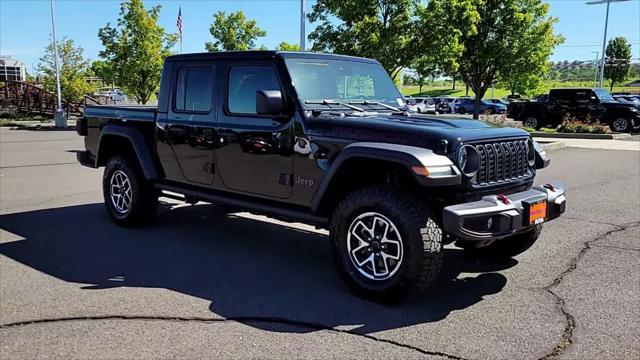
top-left (155, 184), bottom-right (329, 227)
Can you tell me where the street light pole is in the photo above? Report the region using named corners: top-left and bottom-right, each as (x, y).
top-left (50, 0), bottom-right (66, 128)
top-left (598, 0), bottom-right (610, 89)
top-left (586, 0), bottom-right (631, 89)
top-left (300, 0), bottom-right (306, 51)
top-left (591, 51), bottom-right (599, 87)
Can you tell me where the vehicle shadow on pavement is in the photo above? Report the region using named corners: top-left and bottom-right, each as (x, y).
top-left (0, 203), bottom-right (514, 334)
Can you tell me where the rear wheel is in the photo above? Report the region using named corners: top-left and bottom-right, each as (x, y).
top-left (524, 116), bottom-right (541, 130)
top-left (458, 108), bottom-right (466, 114)
top-left (456, 224), bottom-right (543, 259)
top-left (103, 156), bottom-right (158, 227)
top-left (610, 117), bottom-right (631, 133)
top-left (330, 186), bottom-right (443, 302)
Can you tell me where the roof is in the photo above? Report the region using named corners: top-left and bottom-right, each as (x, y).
top-left (165, 51), bottom-right (380, 64)
top-left (0, 56), bottom-right (25, 67)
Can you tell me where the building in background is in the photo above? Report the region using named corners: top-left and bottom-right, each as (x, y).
top-left (0, 56), bottom-right (27, 82)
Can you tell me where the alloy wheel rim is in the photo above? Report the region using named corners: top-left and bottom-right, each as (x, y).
top-left (347, 212), bottom-right (404, 281)
top-left (110, 170), bottom-right (132, 214)
top-left (613, 118), bottom-right (627, 132)
top-left (525, 118), bottom-right (538, 128)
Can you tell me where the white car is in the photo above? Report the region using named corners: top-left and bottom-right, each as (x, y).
top-left (414, 97), bottom-right (438, 114)
top-left (404, 97), bottom-right (419, 112)
top-left (97, 89), bottom-right (128, 103)
top-left (107, 89), bottom-right (128, 103)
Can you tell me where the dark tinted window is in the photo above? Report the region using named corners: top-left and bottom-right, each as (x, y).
top-left (228, 65), bottom-right (280, 114)
top-left (175, 66), bottom-right (214, 112)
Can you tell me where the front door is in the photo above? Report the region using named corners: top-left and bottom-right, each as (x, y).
top-left (162, 62), bottom-right (217, 185)
top-left (215, 63), bottom-right (293, 199)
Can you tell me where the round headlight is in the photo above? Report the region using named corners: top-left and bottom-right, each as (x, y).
top-left (526, 139), bottom-right (536, 166)
top-left (457, 145), bottom-right (480, 176)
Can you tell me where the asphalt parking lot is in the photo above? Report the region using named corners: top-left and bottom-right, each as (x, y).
top-left (0, 126), bottom-right (638, 359)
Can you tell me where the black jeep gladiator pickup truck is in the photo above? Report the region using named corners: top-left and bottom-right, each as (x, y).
top-left (77, 51), bottom-right (567, 301)
top-left (509, 87), bottom-right (639, 132)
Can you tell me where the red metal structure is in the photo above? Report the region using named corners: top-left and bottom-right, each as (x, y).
top-left (0, 81), bottom-right (111, 117)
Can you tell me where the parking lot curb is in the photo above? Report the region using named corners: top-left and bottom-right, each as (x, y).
top-left (532, 132), bottom-right (631, 140)
top-left (540, 141), bottom-right (567, 151)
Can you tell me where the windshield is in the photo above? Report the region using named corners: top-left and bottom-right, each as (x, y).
top-left (594, 89), bottom-right (614, 102)
top-left (284, 58), bottom-right (403, 108)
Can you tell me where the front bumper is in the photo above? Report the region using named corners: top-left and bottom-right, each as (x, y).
top-left (442, 181), bottom-right (566, 241)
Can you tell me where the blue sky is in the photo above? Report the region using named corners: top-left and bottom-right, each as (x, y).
top-left (1, 0), bottom-right (639, 74)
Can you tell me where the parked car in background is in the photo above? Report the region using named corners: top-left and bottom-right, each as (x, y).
top-left (488, 99), bottom-right (509, 106)
top-left (505, 94), bottom-right (525, 102)
top-left (614, 95), bottom-right (640, 105)
top-left (405, 97), bottom-right (418, 112)
top-left (439, 97), bottom-right (457, 113)
top-left (96, 88), bottom-right (128, 103)
top-left (511, 88), bottom-right (639, 132)
top-left (433, 97), bottom-right (452, 113)
top-left (414, 97), bottom-right (438, 114)
top-left (454, 98), bottom-right (507, 114)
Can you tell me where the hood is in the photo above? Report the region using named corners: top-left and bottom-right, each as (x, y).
top-left (308, 113), bottom-right (530, 151)
top-left (603, 101), bottom-right (640, 110)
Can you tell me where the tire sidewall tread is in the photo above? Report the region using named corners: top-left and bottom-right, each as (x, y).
top-left (330, 185), bottom-right (443, 302)
top-left (103, 156), bottom-right (157, 227)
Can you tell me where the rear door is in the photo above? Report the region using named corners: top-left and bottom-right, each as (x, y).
top-left (215, 62), bottom-right (294, 199)
top-left (160, 62), bottom-right (217, 185)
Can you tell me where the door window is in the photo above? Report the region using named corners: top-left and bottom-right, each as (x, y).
top-left (227, 65), bottom-right (280, 114)
top-left (174, 66), bottom-right (215, 113)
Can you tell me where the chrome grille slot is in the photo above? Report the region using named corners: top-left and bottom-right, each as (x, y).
top-left (473, 139), bottom-right (530, 186)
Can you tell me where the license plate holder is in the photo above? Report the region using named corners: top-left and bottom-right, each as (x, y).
top-left (524, 199), bottom-right (548, 225)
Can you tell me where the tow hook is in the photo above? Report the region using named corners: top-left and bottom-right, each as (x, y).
top-left (497, 194), bottom-right (510, 205)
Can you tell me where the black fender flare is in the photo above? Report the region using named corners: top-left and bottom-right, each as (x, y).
top-left (310, 142), bottom-right (461, 212)
top-left (96, 124), bottom-right (159, 180)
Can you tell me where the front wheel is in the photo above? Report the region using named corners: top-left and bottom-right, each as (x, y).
top-left (456, 224), bottom-right (543, 259)
top-left (103, 156), bottom-right (158, 227)
top-left (610, 117), bottom-right (631, 133)
top-left (330, 186), bottom-right (443, 302)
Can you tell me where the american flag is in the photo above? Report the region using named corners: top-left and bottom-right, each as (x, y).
top-left (176, 6), bottom-right (182, 36)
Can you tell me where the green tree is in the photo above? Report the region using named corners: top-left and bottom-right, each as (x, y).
top-left (98, 0), bottom-right (177, 104)
top-left (413, 54), bottom-right (440, 94)
top-left (307, 0), bottom-right (420, 80)
top-left (89, 60), bottom-right (115, 88)
top-left (206, 11), bottom-right (266, 51)
top-left (425, 0), bottom-right (561, 118)
top-left (275, 41), bottom-right (301, 51)
top-left (604, 37), bottom-right (631, 91)
top-left (37, 37), bottom-right (94, 103)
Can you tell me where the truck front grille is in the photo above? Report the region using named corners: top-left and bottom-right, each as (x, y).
top-left (473, 139), bottom-right (531, 185)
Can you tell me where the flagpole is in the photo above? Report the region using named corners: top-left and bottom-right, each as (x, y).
top-left (178, 0), bottom-right (183, 54)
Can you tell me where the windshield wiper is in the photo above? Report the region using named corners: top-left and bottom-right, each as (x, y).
top-left (348, 100), bottom-right (401, 112)
top-left (305, 99), bottom-right (365, 112)
top-left (348, 100), bottom-right (411, 116)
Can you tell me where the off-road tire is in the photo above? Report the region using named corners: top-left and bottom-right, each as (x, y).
top-left (609, 117), bottom-right (631, 133)
top-left (524, 116), bottom-right (541, 130)
top-left (103, 156), bottom-right (158, 227)
top-left (457, 224), bottom-right (543, 259)
top-left (330, 185), bottom-right (443, 302)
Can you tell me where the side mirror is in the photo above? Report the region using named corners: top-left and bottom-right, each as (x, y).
top-left (256, 90), bottom-right (284, 115)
